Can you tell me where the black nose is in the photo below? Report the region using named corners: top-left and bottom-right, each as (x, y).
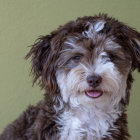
top-left (87, 75), bottom-right (102, 87)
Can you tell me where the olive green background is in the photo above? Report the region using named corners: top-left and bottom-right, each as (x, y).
top-left (0, 0), bottom-right (140, 139)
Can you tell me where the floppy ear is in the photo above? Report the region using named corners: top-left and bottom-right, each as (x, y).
top-left (116, 24), bottom-right (140, 72)
top-left (25, 34), bottom-right (58, 93)
top-left (130, 38), bottom-right (140, 71)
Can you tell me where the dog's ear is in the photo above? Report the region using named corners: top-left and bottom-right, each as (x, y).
top-left (25, 33), bottom-right (59, 93)
top-left (115, 24), bottom-right (140, 72)
top-left (130, 38), bottom-right (140, 71)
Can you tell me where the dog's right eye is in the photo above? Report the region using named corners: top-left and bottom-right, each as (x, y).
top-left (72, 56), bottom-right (81, 62)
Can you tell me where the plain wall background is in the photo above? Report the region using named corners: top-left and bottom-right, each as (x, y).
top-left (0, 0), bottom-right (140, 139)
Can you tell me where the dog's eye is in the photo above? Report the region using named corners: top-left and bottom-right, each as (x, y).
top-left (72, 56), bottom-right (81, 62)
top-left (109, 53), bottom-right (116, 61)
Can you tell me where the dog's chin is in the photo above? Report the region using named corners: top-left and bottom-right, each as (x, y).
top-left (85, 90), bottom-right (103, 99)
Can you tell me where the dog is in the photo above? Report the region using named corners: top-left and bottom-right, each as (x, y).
top-left (0, 14), bottom-right (140, 140)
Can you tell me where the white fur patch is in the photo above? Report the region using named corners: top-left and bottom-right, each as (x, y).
top-left (82, 21), bottom-right (105, 38)
top-left (94, 21), bottom-right (105, 32)
top-left (57, 103), bottom-right (121, 140)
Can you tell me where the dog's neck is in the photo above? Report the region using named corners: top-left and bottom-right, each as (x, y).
top-left (56, 96), bottom-right (123, 140)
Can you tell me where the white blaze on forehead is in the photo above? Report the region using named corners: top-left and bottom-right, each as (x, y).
top-left (82, 21), bottom-right (105, 38)
top-left (94, 21), bottom-right (105, 32)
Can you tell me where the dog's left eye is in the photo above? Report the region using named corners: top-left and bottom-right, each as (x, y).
top-left (72, 56), bottom-right (81, 62)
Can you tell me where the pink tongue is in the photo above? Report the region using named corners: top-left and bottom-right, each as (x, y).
top-left (86, 90), bottom-right (102, 98)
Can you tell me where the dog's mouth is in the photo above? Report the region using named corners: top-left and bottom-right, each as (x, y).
top-left (85, 90), bottom-right (103, 98)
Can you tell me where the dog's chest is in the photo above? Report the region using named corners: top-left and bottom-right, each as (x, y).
top-left (58, 107), bottom-right (120, 140)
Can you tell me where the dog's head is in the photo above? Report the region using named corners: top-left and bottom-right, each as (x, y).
top-left (26, 14), bottom-right (140, 107)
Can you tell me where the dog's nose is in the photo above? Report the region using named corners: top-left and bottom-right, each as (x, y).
top-left (87, 75), bottom-right (102, 87)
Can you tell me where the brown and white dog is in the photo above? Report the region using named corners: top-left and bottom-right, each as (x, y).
top-left (0, 14), bottom-right (140, 140)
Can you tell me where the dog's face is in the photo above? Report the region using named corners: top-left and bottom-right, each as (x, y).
top-left (56, 32), bottom-right (131, 106)
top-left (26, 14), bottom-right (140, 107)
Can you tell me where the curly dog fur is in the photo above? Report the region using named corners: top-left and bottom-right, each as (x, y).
top-left (0, 14), bottom-right (140, 140)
